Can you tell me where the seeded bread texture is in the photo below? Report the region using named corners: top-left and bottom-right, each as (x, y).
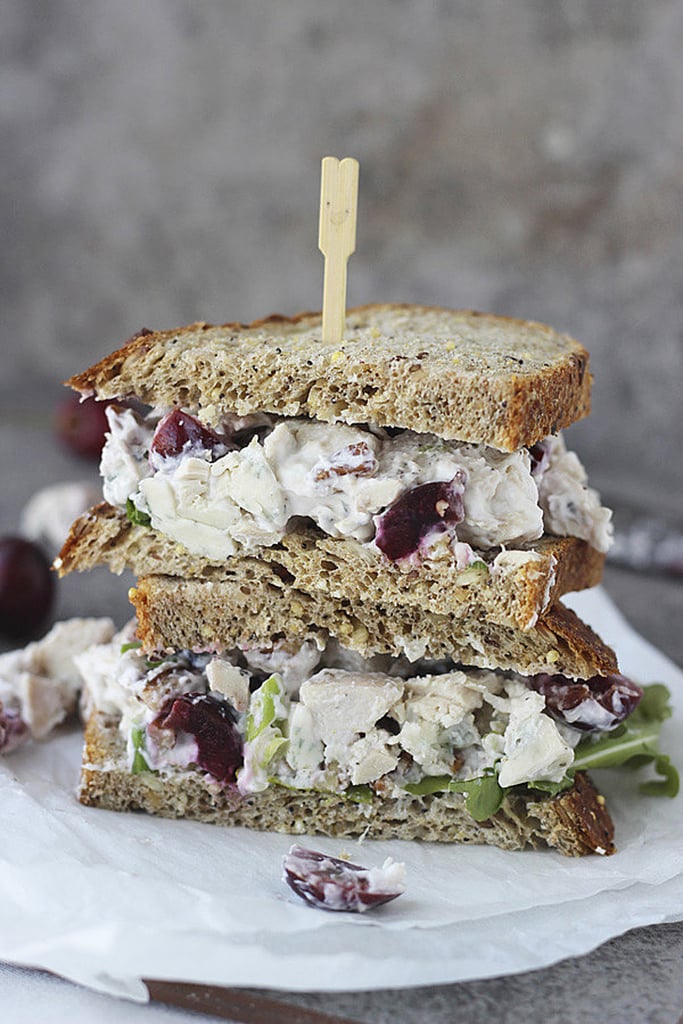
top-left (130, 573), bottom-right (617, 679)
top-left (79, 710), bottom-right (615, 856)
top-left (56, 504), bottom-right (604, 631)
top-left (66, 305), bottom-right (592, 450)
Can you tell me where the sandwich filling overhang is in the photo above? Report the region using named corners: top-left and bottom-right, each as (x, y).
top-left (76, 627), bottom-right (651, 816)
top-left (0, 618), bottom-right (116, 752)
top-left (99, 405), bottom-right (613, 565)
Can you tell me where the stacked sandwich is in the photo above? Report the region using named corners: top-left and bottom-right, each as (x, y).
top-left (58, 304), bottom-right (657, 856)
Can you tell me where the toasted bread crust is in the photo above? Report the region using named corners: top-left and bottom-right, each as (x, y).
top-left (65, 305), bottom-right (591, 450)
top-left (128, 572), bottom-right (617, 679)
top-left (55, 504), bottom-right (604, 632)
top-left (78, 710), bottom-right (614, 856)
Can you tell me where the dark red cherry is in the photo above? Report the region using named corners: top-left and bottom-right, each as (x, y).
top-left (0, 537), bottom-right (55, 640)
top-left (375, 476), bottom-right (465, 561)
top-left (55, 394), bottom-right (111, 460)
top-left (151, 693), bottom-right (243, 782)
top-left (150, 409), bottom-right (229, 460)
top-left (528, 440), bottom-right (551, 476)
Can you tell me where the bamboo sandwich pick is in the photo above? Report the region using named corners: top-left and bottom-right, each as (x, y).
top-left (318, 156), bottom-right (359, 346)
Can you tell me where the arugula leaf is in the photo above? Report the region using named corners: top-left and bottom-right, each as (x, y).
top-left (448, 773), bottom-right (505, 821)
top-left (403, 775), bottom-right (451, 797)
top-left (636, 683), bottom-right (674, 722)
top-left (126, 498), bottom-right (151, 527)
top-left (639, 755), bottom-right (679, 797)
top-left (404, 772), bottom-right (504, 821)
top-left (567, 683), bottom-right (678, 798)
top-left (344, 784), bottom-right (374, 804)
top-left (527, 776), bottom-right (575, 798)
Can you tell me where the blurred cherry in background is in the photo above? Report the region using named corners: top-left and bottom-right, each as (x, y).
top-left (54, 395), bottom-right (110, 461)
top-left (0, 537), bottom-right (55, 640)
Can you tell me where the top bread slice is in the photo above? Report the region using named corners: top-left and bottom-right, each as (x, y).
top-left (67, 305), bottom-right (592, 450)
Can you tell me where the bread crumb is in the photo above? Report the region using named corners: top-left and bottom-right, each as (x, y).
top-left (351, 624), bottom-right (369, 645)
top-left (547, 649), bottom-right (560, 663)
top-left (330, 350), bottom-right (346, 363)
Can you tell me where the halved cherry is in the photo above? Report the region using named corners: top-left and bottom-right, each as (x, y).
top-left (150, 409), bottom-right (230, 460)
top-left (375, 476), bottom-right (465, 561)
top-left (151, 692), bottom-right (243, 782)
top-left (530, 672), bottom-right (643, 732)
top-left (283, 845), bottom-right (405, 913)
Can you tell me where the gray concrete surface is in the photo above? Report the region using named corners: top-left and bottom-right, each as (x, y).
top-left (2, 1), bottom-right (683, 519)
top-left (1, 3), bottom-right (682, 1022)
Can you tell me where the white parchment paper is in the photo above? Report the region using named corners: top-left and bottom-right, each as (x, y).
top-left (1, 587), bottom-right (681, 1001)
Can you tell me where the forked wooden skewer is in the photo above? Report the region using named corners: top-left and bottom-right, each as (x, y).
top-left (318, 156), bottom-right (359, 345)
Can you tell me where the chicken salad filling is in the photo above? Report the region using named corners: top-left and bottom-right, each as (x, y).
top-left (99, 406), bottom-right (613, 565)
top-left (76, 629), bottom-right (677, 817)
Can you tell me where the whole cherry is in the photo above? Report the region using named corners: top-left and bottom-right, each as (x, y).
top-left (55, 393), bottom-right (111, 461)
top-left (0, 536), bottom-right (55, 640)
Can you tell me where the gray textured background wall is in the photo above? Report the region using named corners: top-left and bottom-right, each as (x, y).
top-left (2, 0), bottom-right (683, 521)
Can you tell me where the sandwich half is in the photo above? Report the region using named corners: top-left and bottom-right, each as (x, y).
top-left (57, 305), bottom-right (612, 631)
top-left (76, 625), bottom-right (634, 857)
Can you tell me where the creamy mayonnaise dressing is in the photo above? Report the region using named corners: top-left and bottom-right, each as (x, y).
top-left (100, 407), bottom-right (613, 561)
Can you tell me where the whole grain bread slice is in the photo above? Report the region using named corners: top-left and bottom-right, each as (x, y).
top-left (78, 710), bottom-right (615, 856)
top-left (66, 305), bottom-right (591, 450)
top-left (129, 572), bottom-right (617, 679)
top-left (56, 504), bottom-right (604, 631)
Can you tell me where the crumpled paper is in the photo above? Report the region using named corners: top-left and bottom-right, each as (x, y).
top-left (0, 587), bottom-right (681, 1001)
